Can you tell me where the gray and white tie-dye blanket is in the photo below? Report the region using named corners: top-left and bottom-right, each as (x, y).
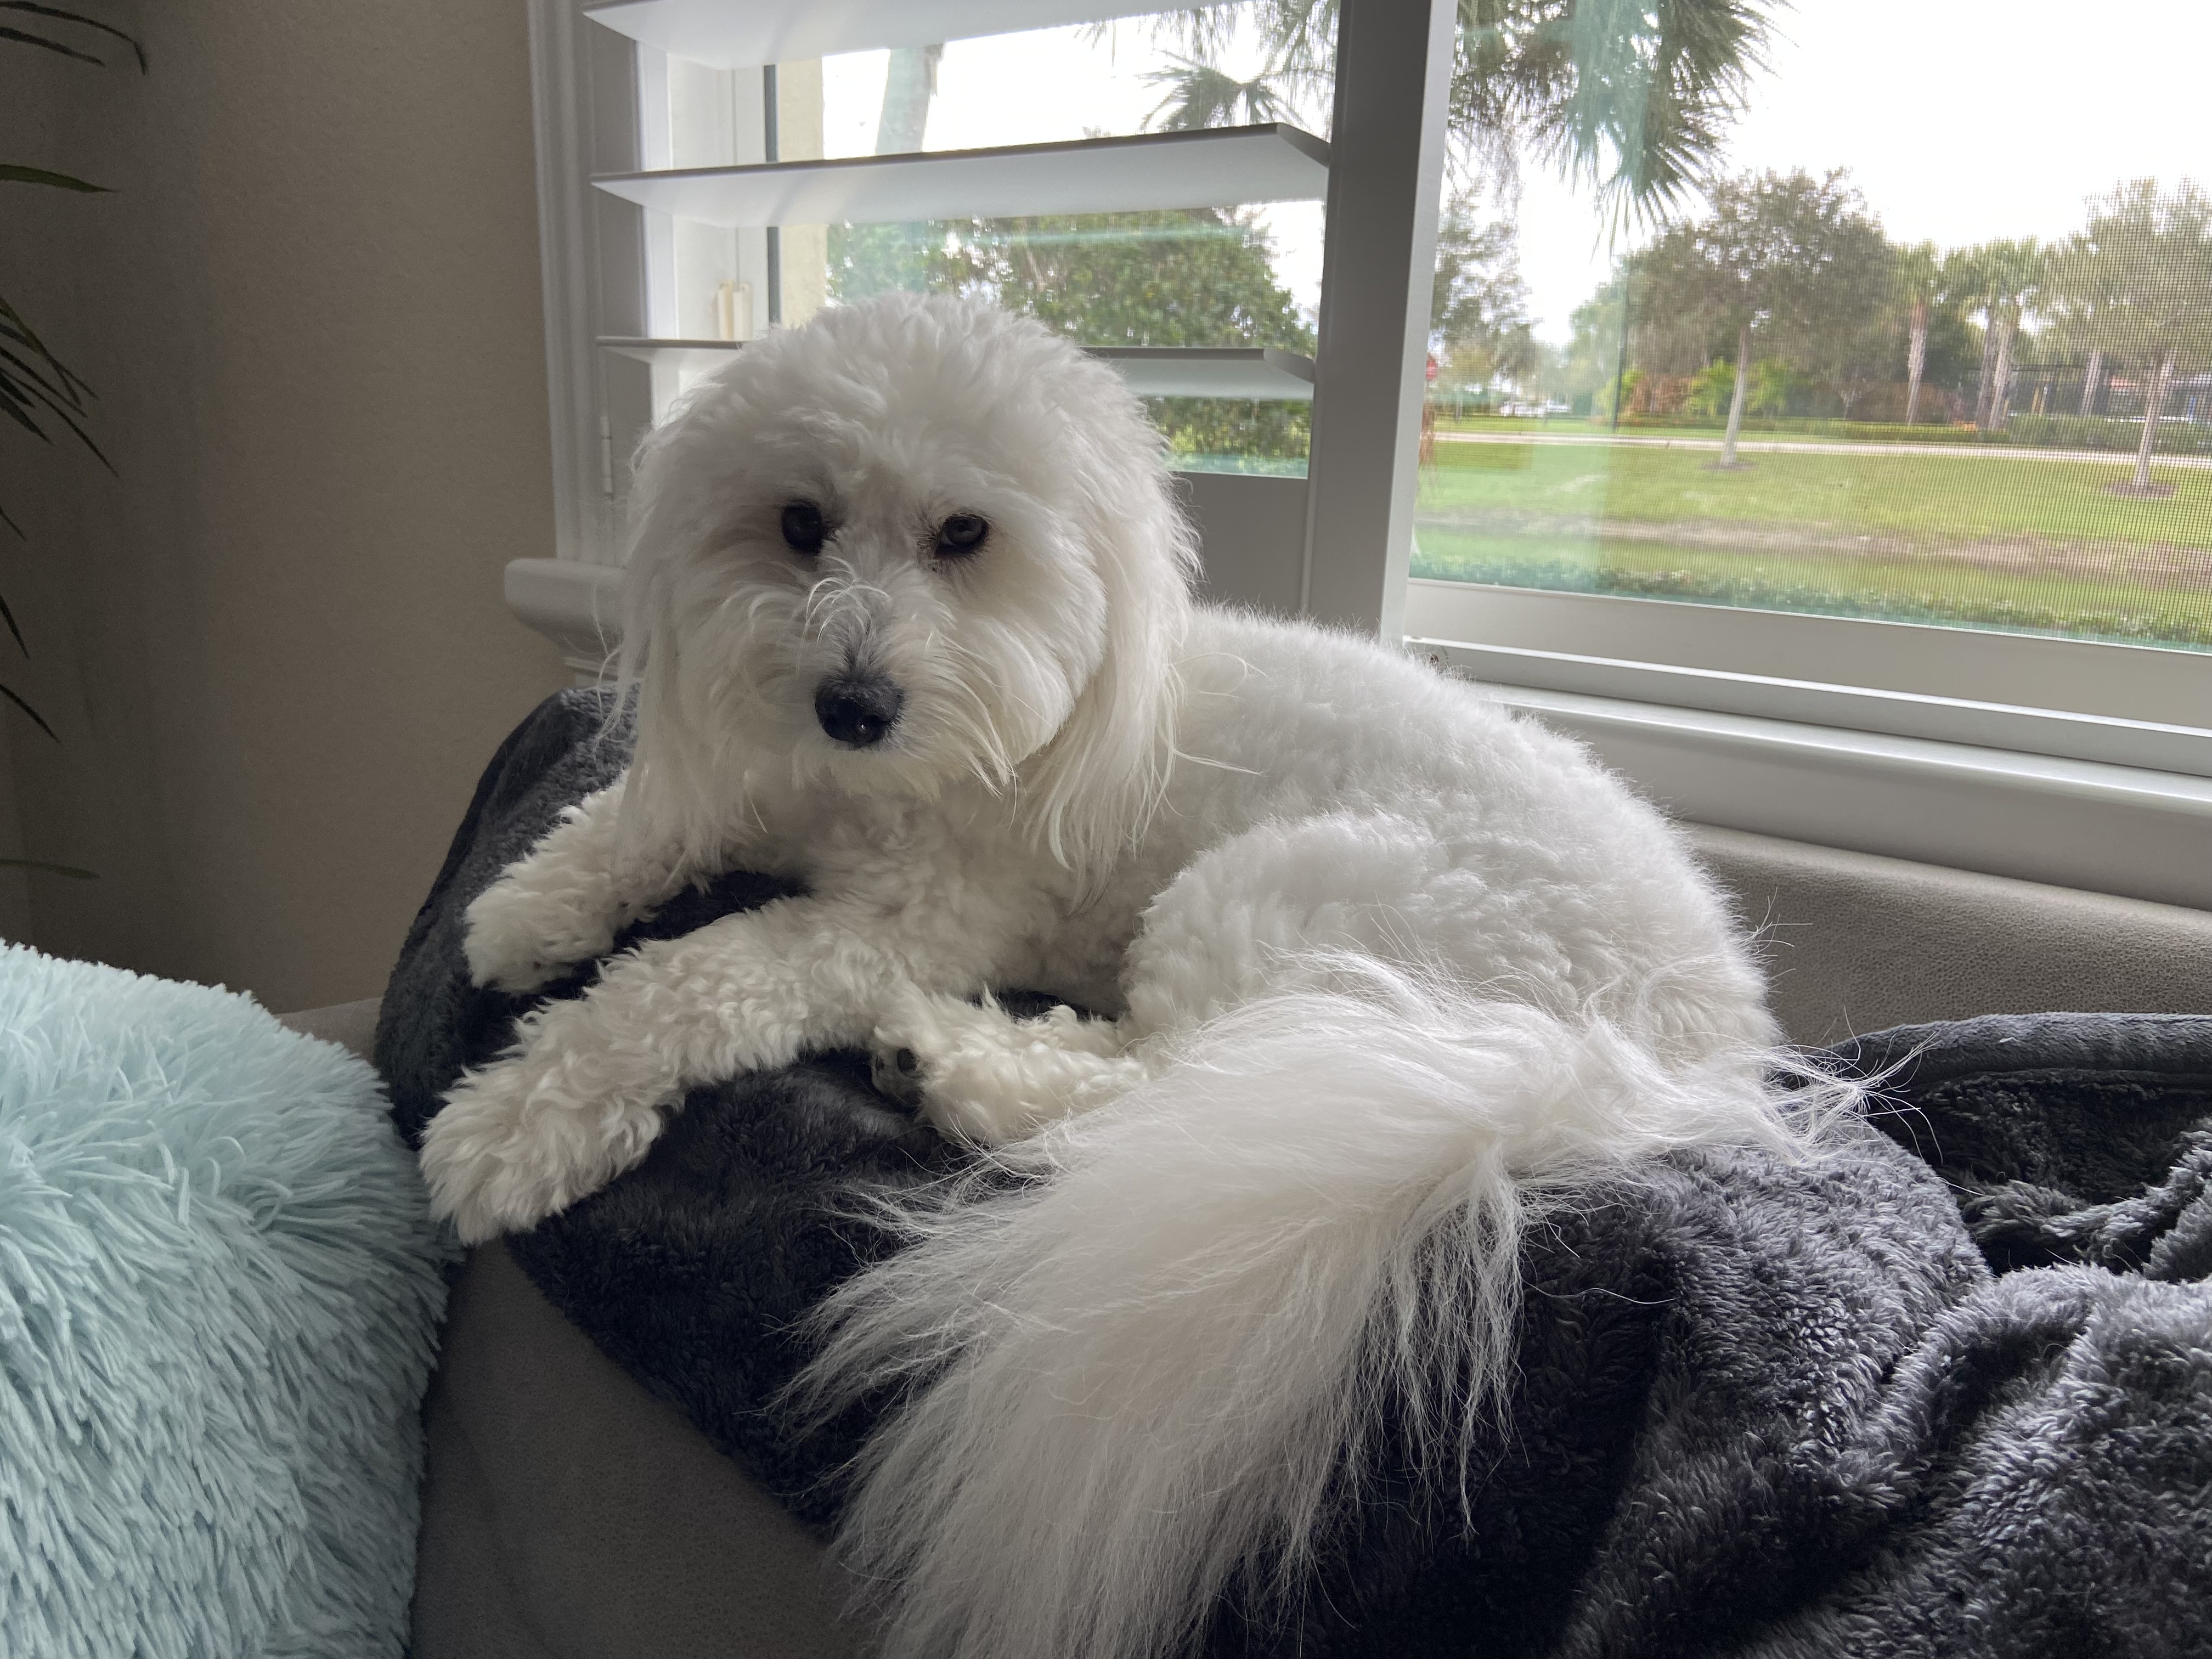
top-left (380, 689), bottom-right (2212, 1657)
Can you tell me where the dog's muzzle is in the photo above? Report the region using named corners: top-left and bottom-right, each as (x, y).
top-left (815, 675), bottom-right (904, 748)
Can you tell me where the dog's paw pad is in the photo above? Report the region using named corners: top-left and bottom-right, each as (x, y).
top-left (868, 1044), bottom-right (927, 1107)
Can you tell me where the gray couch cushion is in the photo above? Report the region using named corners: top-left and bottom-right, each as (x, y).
top-left (410, 1242), bottom-right (866, 1659)
top-left (1689, 827), bottom-right (2212, 1046)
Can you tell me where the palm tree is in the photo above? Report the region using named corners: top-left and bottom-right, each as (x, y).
top-left (1453, 0), bottom-right (1777, 216)
top-left (1143, 56), bottom-right (1291, 131)
top-left (1945, 240), bottom-right (2039, 432)
top-left (1972, 239), bottom-right (2044, 433)
top-left (2040, 230), bottom-right (2112, 420)
top-left (1939, 245), bottom-right (1997, 426)
top-left (1155, 0), bottom-right (1781, 218)
top-left (2079, 345), bottom-right (2104, 417)
top-left (1894, 242), bottom-right (1940, 425)
top-left (877, 44), bottom-right (943, 153)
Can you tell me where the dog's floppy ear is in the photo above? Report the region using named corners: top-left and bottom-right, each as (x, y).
top-left (610, 403), bottom-right (759, 878)
top-left (1022, 394), bottom-right (1199, 878)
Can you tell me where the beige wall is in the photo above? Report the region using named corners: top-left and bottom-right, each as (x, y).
top-left (0, 2), bottom-right (572, 1012)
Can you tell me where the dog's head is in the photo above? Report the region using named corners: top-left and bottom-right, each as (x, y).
top-left (619, 293), bottom-right (1199, 874)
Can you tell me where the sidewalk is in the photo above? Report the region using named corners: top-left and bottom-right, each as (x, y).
top-left (1435, 428), bottom-right (2212, 471)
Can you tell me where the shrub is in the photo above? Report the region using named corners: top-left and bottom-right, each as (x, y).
top-left (2005, 414), bottom-right (2212, 456)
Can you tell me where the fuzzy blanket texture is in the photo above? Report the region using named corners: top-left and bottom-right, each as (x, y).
top-left (381, 690), bottom-right (2212, 1658)
top-left (0, 944), bottom-right (454, 1659)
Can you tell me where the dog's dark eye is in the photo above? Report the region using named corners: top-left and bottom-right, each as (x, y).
top-left (935, 515), bottom-right (988, 558)
top-left (781, 501), bottom-right (827, 555)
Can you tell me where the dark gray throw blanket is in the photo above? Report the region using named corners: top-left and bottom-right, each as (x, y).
top-left (379, 690), bottom-right (2212, 1658)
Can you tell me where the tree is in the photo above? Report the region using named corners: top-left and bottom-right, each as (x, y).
top-left (1143, 55), bottom-right (1290, 130)
top-left (2053, 179), bottom-right (2212, 492)
top-left (831, 45), bottom-right (947, 301)
top-left (1960, 238), bottom-right (2044, 432)
top-left (848, 209), bottom-right (1318, 464)
top-left (1894, 241), bottom-right (1940, 425)
top-left (2040, 231), bottom-right (2111, 418)
top-left (1430, 193), bottom-right (1538, 398)
top-left (1160, 0), bottom-right (1781, 216)
top-left (1944, 240), bottom-right (2046, 431)
top-left (1628, 169), bottom-right (1889, 462)
top-left (1803, 236), bottom-right (1899, 423)
top-left (1554, 268), bottom-right (1630, 411)
top-left (1452, 0), bottom-right (1776, 214)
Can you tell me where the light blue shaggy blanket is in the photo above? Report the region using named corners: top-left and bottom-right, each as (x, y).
top-left (0, 945), bottom-right (454, 1658)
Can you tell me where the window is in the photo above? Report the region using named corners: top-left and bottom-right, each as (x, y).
top-left (527, 1), bottom-right (1396, 558)
top-left (1394, 0), bottom-right (2211, 907)
top-left (523, 0), bottom-right (1450, 653)
top-left (521, 0), bottom-right (2210, 908)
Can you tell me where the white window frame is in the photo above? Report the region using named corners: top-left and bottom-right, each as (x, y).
top-left (517, 0), bottom-right (2212, 912)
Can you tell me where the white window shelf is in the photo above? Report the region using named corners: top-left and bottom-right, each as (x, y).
top-left (591, 124), bottom-right (1331, 228)
top-left (1088, 347), bottom-right (1314, 400)
top-left (583, 0), bottom-right (1174, 70)
top-left (599, 337), bottom-right (1317, 400)
top-left (598, 336), bottom-right (743, 375)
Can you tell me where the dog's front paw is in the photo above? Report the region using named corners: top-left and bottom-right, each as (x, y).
top-left (871, 1000), bottom-right (1139, 1147)
top-left (462, 873), bottom-right (619, 993)
top-left (419, 1054), bottom-right (667, 1244)
top-left (864, 1034), bottom-right (1046, 1141)
top-left (868, 1042), bottom-right (928, 1108)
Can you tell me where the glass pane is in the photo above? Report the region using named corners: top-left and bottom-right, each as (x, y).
top-left (817, 13), bottom-right (1333, 157)
top-left (661, 6), bottom-right (1333, 475)
top-left (1415, 0), bottom-right (2212, 656)
top-left (815, 9), bottom-right (1330, 473)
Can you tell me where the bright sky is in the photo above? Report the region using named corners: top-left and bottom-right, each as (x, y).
top-left (1520, 0), bottom-right (2212, 340)
top-left (819, 1), bottom-right (2212, 345)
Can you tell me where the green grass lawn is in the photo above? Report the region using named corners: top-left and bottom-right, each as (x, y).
top-left (1412, 438), bottom-right (2212, 650)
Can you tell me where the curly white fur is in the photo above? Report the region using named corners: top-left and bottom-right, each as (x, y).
top-left (418, 294), bottom-right (1842, 1659)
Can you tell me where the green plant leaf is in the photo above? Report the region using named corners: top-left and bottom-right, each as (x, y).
top-left (0, 3), bottom-right (145, 70)
top-left (1, 350), bottom-right (90, 419)
top-left (0, 318), bottom-right (93, 406)
top-left (0, 4), bottom-right (140, 699)
top-left (0, 380), bottom-right (52, 442)
top-left (0, 291), bottom-right (92, 395)
top-left (0, 362), bottom-right (110, 467)
top-left (0, 292), bottom-right (111, 475)
top-left (0, 22), bottom-right (99, 62)
top-left (0, 162), bottom-right (106, 191)
top-left (0, 680), bottom-right (57, 741)
top-left (1, 340), bottom-right (90, 409)
top-left (0, 857), bottom-right (96, 878)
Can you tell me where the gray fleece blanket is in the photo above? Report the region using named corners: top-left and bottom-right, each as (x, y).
top-left (379, 689), bottom-right (2212, 1657)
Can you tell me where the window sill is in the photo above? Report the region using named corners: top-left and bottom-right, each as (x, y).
top-left (507, 557), bottom-right (621, 677)
top-left (1477, 682), bottom-right (2212, 912)
top-left (503, 557), bottom-right (2211, 912)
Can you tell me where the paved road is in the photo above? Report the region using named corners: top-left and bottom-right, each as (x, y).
top-left (1435, 429), bottom-right (2212, 471)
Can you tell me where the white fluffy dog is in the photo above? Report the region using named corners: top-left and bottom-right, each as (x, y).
top-left (422, 294), bottom-right (1822, 1659)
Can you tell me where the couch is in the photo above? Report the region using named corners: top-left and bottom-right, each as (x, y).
top-left (280, 825), bottom-right (2212, 1659)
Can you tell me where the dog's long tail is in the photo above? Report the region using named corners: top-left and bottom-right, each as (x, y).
top-left (795, 963), bottom-right (1849, 1659)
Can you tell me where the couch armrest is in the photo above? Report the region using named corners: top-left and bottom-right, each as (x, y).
top-left (277, 997), bottom-right (383, 1062)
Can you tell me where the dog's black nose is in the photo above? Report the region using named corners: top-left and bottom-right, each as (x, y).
top-left (815, 676), bottom-right (904, 747)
